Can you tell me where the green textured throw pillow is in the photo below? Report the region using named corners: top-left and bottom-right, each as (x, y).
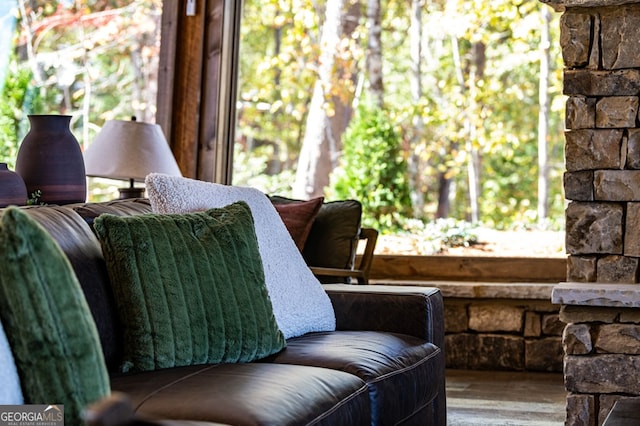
top-left (94, 201), bottom-right (286, 373)
top-left (0, 207), bottom-right (110, 425)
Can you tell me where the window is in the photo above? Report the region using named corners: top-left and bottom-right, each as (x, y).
top-left (233, 1), bottom-right (566, 251)
top-left (2, 0), bottom-right (162, 200)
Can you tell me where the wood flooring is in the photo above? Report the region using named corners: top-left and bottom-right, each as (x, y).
top-left (446, 369), bottom-right (567, 425)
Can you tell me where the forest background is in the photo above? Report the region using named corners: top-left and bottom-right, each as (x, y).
top-left (0, 0), bottom-right (566, 255)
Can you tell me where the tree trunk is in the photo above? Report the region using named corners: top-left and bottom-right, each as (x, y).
top-left (367, 0), bottom-right (383, 107)
top-left (328, 0), bottom-right (361, 169)
top-left (436, 171), bottom-right (452, 218)
top-left (450, 31), bottom-right (480, 223)
top-left (537, 6), bottom-right (551, 223)
top-left (466, 41), bottom-right (485, 224)
top-left (408, 0), bottom-right (425, 217)
top-left (293, 0), bottom-right (360, 199)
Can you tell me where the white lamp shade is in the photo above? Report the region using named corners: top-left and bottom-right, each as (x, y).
top-left (84, 120), bottom-right (182, 182)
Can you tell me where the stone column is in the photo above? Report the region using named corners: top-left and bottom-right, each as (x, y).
top-left (546, 1), bottom-right (640, 283)
top-left (540, 0), bottom-right (640, 424)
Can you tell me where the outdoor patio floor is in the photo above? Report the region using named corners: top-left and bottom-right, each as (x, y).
top-left (446, 369), bottom-right (566, 425)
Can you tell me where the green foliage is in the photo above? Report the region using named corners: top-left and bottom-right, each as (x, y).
top-left (5, 0), bottom-right (162, 151)
top-left (0, 56), bottom-right (42, 167)
top-left (427, 218), bottom-right (479, 248)
top-left (330, 103), bottom-right (412, 232)
top-left (395, 217), bottom-right (479, 255)
top-left (236, 0), bottom-right (324, 169)
top-left (380, 0), bottom-right (565, 229)
top-left (26, 189), bottom-right (44, 206)
top-left (232, 145), bottom-right (297, 196)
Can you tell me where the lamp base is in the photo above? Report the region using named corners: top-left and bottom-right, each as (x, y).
top-left (118, 187), bottom-right (145, 199)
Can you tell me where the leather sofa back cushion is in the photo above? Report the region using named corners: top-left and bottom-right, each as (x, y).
top-left (70, 198), bottom-right (152, 228)
top-left (303, 199), bottom-right (362, 269)
top-left (0, 207), bottom-right (110, 424)
top-left (94, 202), bottom-right (286, 373)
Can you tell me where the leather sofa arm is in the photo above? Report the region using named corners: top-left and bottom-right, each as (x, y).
top-left (323, 284), bottom-right (444, 348)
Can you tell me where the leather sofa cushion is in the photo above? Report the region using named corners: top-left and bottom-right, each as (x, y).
top-left (266, 330), bottom-right (444, 425)
top-left (110, 363), bottom-right (370, 425)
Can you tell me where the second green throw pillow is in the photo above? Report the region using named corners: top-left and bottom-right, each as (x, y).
top-left (94, 201), bottom-right (286, 373)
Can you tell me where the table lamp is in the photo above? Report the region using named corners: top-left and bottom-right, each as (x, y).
top-left (84, 118), bottom-right (182, 199)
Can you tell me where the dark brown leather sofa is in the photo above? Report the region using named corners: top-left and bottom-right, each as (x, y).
top-left (14, 199), bottom-right (446, 425)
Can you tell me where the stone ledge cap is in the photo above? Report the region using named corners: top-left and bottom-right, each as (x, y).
top-left (541, 0), bottom-right (640, 11)
top-left (552, 282), bottom-right (640, 307)
top-left (371, 280), bottom-right (555, 300)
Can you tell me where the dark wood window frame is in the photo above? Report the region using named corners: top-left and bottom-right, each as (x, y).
top-left (156, 0), bottom-right (240, 184)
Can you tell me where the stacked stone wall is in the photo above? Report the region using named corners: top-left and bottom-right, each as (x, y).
top-left (562, 4), bottom-right (640, 282)
top-left (542, 0), bottom-right (640, 423)
top-left (444, 299), bottom-right (563, 372)
top-left (561, 305), bottom-right (640, 425)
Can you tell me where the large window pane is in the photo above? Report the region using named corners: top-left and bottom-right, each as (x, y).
top-left (233, 1), bottom-right (566, 255)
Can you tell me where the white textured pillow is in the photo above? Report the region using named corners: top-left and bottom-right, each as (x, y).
top-left (145, 173), bottom-right (336, 339)
top-left (0, 320), bottom-right (23, 404)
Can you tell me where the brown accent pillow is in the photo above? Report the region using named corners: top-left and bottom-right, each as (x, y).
top-left (273, 197), bottom-right (324, 251)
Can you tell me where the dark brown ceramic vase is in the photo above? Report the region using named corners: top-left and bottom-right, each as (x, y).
top-left (0, 163), bottom-right (27, 207)
top-left (15, 114), bottom-right (86, 204)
